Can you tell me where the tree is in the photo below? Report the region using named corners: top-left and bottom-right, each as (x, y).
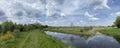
top-left (0, 25), bottom-right (2, 33)
top-left (1, 21), bottom-right (14, 33)
top-left (115, 16), bottom-right (120, 28)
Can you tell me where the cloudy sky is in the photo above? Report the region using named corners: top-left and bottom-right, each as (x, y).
top-left (0, 0), bottom-right (120, 26)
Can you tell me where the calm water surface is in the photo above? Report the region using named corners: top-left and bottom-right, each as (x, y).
top-left (45, 31), bottom-right (120, 48)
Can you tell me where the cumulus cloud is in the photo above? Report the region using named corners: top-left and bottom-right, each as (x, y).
top-left (45, 0), bottom-right (110, 17)
top-left (0, 0), bottom-right (46, 23)
top-left (84, 12), bottom-right (94, 18)
top-left (84, 11), bottom-right (99, 21)
top-left (89, 0), bottom-right (110, 10)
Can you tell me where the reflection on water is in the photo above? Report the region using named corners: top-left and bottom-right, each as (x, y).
top-left (45, 31), bottom-right (120, 48)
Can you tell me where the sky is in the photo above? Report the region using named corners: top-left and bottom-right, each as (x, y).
top-left (0, 0), bottom-right (120, 26)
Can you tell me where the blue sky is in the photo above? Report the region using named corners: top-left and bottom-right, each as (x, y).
top-left (0, 0), bottom-right (120, 26)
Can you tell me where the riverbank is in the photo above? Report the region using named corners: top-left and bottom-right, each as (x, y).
top-left (97, 28), bottom-right (120, 43)
top-left (0, 30), bottom-right (68, 48)
top-left (46, 27), bottom-right (95, 37)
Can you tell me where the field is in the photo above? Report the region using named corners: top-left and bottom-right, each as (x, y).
top-left (0, 30), bottom-right (68, 48)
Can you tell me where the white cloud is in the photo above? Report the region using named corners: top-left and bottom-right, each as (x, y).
top-left (84, 11), bottom-right (99, 21)
top-left (90, 0), bottom-right (110, 10)
top-left (84, 12), bottom-right (94, 18)
top-left (0, 0), bottom-right (46, 23)
top-left (80, 20), bottom-right (84, 23)
top-left (110, 12), bottom-right (120, 16)
top-left (115, 12), bottom-right (120, 15)
top-left (60, 13), bottom-right (65, 16)
top-left (89, 17), bottom-right (99, 21)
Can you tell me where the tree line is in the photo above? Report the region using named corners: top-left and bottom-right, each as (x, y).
top-left (0, 21), bottom-right (48, 34)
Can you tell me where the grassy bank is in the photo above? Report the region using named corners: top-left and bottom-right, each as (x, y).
top-left (0, 30), bottom-right (68, 48)
top-left (46, 27), bottom-right (94, 37)
top-left (97, 28), bottom-right (120, 42)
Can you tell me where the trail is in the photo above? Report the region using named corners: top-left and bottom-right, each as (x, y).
top-left (19, 32), bottom-right (31, 48)
top-left (18, 31), bottom-right (40, 48)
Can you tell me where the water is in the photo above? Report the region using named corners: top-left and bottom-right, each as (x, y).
top-left (45, 31), bottom-right (120, 48)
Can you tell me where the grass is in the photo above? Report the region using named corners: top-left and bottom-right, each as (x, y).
top-left (97, 28), bottom-right (120, 43)
top-left (0, 30), bottom-right (69, 48)
top-left (46, 27), bottom-right (94, 37)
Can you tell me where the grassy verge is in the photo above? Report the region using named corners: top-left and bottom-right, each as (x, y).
top-left (0, 30), bottom-right (69, 48)
top-left (97, 28), bottom-right (120, 43)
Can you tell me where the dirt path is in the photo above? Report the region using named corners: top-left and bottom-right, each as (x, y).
top-left (88, 28), bottom-right (103, 35)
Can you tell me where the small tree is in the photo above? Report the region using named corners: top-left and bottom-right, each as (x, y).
top-left (115, 16), bottom-right (120, 28)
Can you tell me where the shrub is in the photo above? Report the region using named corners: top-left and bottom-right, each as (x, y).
top-left (0, 31), bottom-right (14, 41)
top-left (13, 29), bottom-right (20, 38)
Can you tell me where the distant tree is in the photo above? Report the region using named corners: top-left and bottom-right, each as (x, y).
top-left (115, 16), bottom-right (120, 28)
top-left (43, 25), bottom-right (48, 28)
top-left (14, 24), bottom-right (23, 32)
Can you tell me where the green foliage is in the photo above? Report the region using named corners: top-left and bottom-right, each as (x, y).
top-left (1, 21), bottom-right (14, 33)
top-left (115, 16), bottom-right (120, 28)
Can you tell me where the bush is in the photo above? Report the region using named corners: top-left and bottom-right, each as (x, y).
top-left (0, 31), bottom-right (14, 41)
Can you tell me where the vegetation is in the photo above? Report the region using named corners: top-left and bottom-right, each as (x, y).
top-left (115, 16), bottom-right (120, 28)
top-left (0, 31), bottom-right (14, 41)
top-left (0, 30), bottom-right (68, 48)
top-left (0, 21), bottom-right (48, 34)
